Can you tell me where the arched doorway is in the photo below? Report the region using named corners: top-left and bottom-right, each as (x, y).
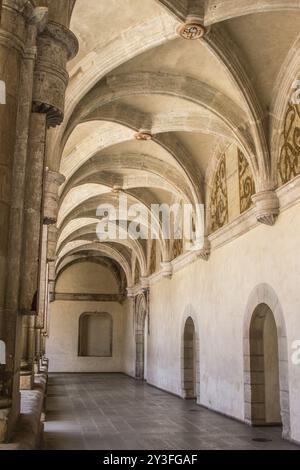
top-left (249, 303), bottom-right (281, 426)
top-left (135, 293), bottom-right (147, 380)
top-left (183, 317), bottom-right (196, 399)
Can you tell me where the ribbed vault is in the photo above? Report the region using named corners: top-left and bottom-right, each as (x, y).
top-left (48, 0), bottom-right (300, 292)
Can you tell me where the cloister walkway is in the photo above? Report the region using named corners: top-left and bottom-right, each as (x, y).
top-left (44, 374), bottom-right (298, 451)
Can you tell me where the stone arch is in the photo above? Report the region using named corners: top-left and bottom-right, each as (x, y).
top-left (244, 284), bottom-right (290, 439)
top-left (56, 242), bottom-right (133, 288)
top-left (135, 292), bottom-right (148, 380)
top-left (180, 305), bottom-right (200, 402)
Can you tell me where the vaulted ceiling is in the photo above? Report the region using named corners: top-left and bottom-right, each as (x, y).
top-left (51, 0), bottom-right (300, 291)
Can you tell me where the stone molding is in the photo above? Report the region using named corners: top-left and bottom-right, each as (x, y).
top-left (54, 293), bottom-right (125, 303)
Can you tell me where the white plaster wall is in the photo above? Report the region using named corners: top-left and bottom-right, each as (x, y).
top-left (147, 202), bottom-right (300, 443)
top-left (47, 300), bottom-right (124, 373)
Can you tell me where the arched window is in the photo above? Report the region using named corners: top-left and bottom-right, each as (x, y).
top-left (78, 313), bottom-right (113, 357)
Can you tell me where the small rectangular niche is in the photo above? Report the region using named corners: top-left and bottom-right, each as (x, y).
top-left (78, 312), bottom-right (113, 357)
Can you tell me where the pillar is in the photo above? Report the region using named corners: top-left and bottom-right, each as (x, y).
top-left (0, 0), bottom-right (33, 442)
top-left (18, 16), bottom-right (77, 387)
top-left (0, 0), bottom-right (78, 440)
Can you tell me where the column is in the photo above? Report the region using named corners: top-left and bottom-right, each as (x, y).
top-left (0, 0), bottom-right (31, 442)
top-left (18, 16), bottom-right (77, 388)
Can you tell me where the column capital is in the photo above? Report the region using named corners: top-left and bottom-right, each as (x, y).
top-left (32, 20), bottom-right (78, 127)
top-left (196, 237), bottom-right (211, 261)
top-left (160, 261), bottom-right (173, 279)
top-left (43, 20), bottom-right (78, 60)
top-left (252, 190), bottom-right (280, 226)
top-left (48, 260), bottom-right (56, 303)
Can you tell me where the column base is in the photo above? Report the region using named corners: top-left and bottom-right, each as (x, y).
top-left (20, 371), bottom-right (34, 391)
top-left (0, 399), bottom-right (12, 443)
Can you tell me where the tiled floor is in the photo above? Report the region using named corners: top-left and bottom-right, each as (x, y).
top-left (44, 373), bottom-right (299, 450)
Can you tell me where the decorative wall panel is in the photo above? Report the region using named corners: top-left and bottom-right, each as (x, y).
top-left (279, 104), bottom-right (300, 185)
top-left (210, 155), bottom-right (228, 232)
top-left (238, 149), bottom-right (255, 213)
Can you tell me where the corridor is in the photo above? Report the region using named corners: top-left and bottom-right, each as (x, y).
top-left (44, 374), bottom-right (299, 451)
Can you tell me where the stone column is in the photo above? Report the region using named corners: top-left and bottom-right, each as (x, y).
top-left (18, 17), bottom-right (77, 386)
top-left (0, 0), bottom-right (32, 442)
top-left (18, 113), bottom-right (47, 390)
top-left (48, 260), bottom-right (56, 303)
top-left (134, 292), bottom-right (148, 380)
top-left (1, 1), bottom-right (78, 440)
top-left (35, 224), bottom-right (47, 369)
top-left (43, 170), bottom-right (65, 224)
top-left (6, 7), bottom-right (48, 392)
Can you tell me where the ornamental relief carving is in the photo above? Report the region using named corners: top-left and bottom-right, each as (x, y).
top-left (210, 155), bottom-right (228, 233)
top-left (278, 103), bottom-right (300, 185)
top-left (238, 149), bottom-right (255, 213)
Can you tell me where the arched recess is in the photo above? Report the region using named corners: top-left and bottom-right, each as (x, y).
top-left (181, 306), bottom-right (200, 401)
top-left (78, 312), bottom-right (113, 357)
top-left (56, 242), bottom-right (133, 288)
top-left (244, 284), bottom-right (290, 439)
top-left (135, 292), bottom-right (148, 380)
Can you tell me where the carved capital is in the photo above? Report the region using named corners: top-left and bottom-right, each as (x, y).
top-left (252, 190), bottom-right (279, 226)
top-left (43, 170), bottom-right (65, 225)
top-left (140, 276), bottom-right (149, 291)
top-left (160, 261), bottom-right (173, 279)
top-left (126, 287), bottom-right (135, 298)
top-left (197, 237), bottom-right (211, 261)
top-left (32, 21), bottom-right (78, 127)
